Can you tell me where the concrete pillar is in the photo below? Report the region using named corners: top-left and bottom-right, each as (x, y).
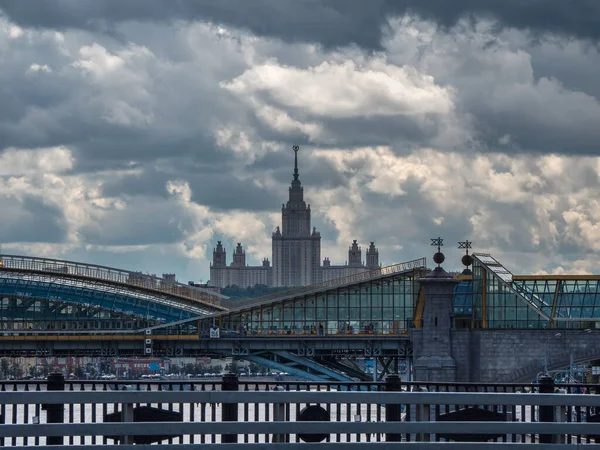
top-left (221, 373), bottom-right (239, 443)
top-left (45, 372), bottom-right (65, 446)
top-left (413, 266), bottom-right (460, 382)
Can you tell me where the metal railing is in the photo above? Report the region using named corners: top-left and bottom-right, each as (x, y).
top-left (221, 257), bottom-right (427, 311)
top-left (0, 254), bottom-right (228, 310)
top-left (2, 374), bottom-right (600, 447)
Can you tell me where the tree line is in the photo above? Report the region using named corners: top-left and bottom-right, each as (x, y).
top-left (221, 284), bottom-right (289, 300)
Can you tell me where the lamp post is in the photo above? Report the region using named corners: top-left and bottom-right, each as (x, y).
top-left (556, 328), bottom-right (592, 382)
top-left (544, 332), bottom-right (562, 376)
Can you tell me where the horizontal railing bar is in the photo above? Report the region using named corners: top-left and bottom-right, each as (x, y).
top-left (7, 444), bottom-right (597, 450)
top-left (2, 421), bottom-right (600, 437)
top-left (0, 380), bottom-right (587, 388)
top-left (0, 379), bottom-right (585, 387)
top-left (2, 390), bottom-right (600, 406)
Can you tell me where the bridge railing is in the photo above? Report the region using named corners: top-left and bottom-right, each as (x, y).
top-left (0, 254), bottom-right (227, 310)
top-left (2, 374), bottom-right (600, 447)
top-left (222, 257), bottom-right (427, 311)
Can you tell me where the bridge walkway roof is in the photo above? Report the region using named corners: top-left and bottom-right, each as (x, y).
top-left (0, 254), bottom-right (228, 313)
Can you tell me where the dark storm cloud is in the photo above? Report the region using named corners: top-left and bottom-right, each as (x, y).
top-left (99, 159), bottom-right (284, 212)
top-left (1, 0), bottom-right (599, 50)
top-left (79, 199), bottom-right (185, 246)
top-left (251, 149), bottom-right (349, 190)
top-left (0, 196), bottom-right (67, 243)
top-left (99, 166), bottom-right (173, 199)
top-left (187, 173), bottom-right (282, 212)
top-left (319, 116), bottom-right (448, 149)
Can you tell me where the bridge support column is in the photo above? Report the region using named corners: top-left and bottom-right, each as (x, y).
top-left (45, 372), bottom-right (65, 446)
top-left (272, 386), bottom-right (288, 443)
top-left (385, 374), bottom-right (402, 442)
top-left (221, 373), bottom-right (239, 443)
top-left (538, 376), bottom-right (555, 444)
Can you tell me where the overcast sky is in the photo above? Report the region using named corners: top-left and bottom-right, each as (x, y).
top-left (1, 0), bottom-right (600, 283)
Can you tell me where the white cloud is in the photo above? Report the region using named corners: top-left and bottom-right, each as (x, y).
top-left (27, 63), bottom-right (52, 74)
top-left (0, 146), bottom-right (73, 175)
top-left (71, 43), bottom-right (155, 126)
top-left (71, 43), bottom-right (125, 77)
top-left (223, 59), bottom-right (454, 118)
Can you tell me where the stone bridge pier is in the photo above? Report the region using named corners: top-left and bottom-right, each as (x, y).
top-left (466, 329), bottom-right (600, 383)
top-left (410, 259), bottom-right (600, 383)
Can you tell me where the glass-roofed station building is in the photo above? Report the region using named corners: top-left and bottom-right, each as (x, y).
top-left (161, 252), bottom-right (600, 337)
top-left (150, 251), bottom-right (600, 382)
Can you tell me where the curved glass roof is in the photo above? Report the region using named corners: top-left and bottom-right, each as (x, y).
top-left (469, 253), bottom-right (600, 329)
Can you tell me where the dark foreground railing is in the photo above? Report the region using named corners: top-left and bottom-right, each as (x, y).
top-left (2, 374), bottom-right (600, 447)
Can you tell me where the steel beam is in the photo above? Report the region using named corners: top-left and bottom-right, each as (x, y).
top-left (272, 351), bottom-right (354, 381)
top-left (245, 354), bottom-right (328, 382)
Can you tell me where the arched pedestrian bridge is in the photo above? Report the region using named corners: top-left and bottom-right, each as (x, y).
top-left (0, 254), bottom-right (228, 333)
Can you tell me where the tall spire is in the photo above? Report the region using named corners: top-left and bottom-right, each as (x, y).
top-left (293, 145), bottom-right (299, 181)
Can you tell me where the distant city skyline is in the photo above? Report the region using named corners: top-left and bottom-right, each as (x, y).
top-left (0, 1), bottom-right (599, 283)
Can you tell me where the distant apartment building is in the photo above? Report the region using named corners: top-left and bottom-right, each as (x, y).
top-left (209, 147), bottom-right (381, 288)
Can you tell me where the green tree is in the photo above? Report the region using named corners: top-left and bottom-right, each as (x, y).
top-left (40, 360), bottom-right (53, 377)
top-left (0, 359), bottom-right (9, 379)
top-left (10, 360), bottom-right (23, 379)
top-left (29, 365), bottom-right (41, 378)
top-left (184, 363), bottom-right (196, 375)
top-left (249, 362), bottom-right (262, 374)
top-left (74, 366), bottom-right (85, 378)
top-left (221, 284), bottom-right (290, 301)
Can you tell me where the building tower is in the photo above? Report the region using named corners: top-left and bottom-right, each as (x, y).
top-left (209, 241), bottom-right (228, 288)
top-left (232, 243), bottom-right (246, 267)
top-left (272, 146), bottom-right (321, 286)
top-left (366, 242), bottom-right (379, 269)
top-left (348, 240), bottom-right (362, 267)
top-left (212, 241), bottom-right (227, 267)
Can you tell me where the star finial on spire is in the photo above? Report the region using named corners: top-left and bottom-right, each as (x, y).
top-left (431, 237), bottom-right (443, 253)
top-left (292, 145), bottom-right (299, 181)
top-left (458, 240), bottom-right (472, 255)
